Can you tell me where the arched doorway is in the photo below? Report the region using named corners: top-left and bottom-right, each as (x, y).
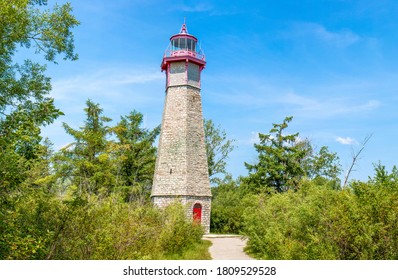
top-left (193, 203), bottom-right (202, 223)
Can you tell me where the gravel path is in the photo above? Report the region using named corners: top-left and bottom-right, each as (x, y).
top-left (202, 234), bottom-right (255, 260)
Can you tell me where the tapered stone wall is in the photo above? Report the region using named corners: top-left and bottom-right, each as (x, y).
top-left (152, 61), bottom-right (211, 233)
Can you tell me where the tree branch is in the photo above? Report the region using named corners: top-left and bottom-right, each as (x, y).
top-left (343, 133), bottom-right (373, 187)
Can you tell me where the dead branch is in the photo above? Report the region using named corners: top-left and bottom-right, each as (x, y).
top-left (343, 133), bottom-right (373, 187)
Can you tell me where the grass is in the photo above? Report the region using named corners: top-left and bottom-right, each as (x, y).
top-left (162, 240), bottom-right (212, 260)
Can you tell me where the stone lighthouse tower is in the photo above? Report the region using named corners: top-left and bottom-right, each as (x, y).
top-left (151, 23), bottom-right (211, 233)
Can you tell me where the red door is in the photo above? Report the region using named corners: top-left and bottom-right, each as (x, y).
top-left (193, 203), bottom-right (202, 223)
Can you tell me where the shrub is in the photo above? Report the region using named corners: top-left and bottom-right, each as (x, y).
top-left (243, 179), bottom-right (398, 260)
top-left (210, 179), bottom-right (245, 234)
top-left (1, 191), bottom-right (206, 260)
top-left (158, 202), bottom-right (204, 257)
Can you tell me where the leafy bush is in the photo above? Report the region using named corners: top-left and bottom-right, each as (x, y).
top-left (47, 197), bottom-right (204, 259)
top-left (243, 177), bottom-right (398, 260)
top-left (0, 187), bottom-right (65, 260)
top-left (210, 178), bottom-right (245, 234)
top-left (1, 191), bottom-right (206, 260)
top-left (158, 202), bottom-right (204, 257)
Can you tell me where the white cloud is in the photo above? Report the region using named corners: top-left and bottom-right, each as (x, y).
top-left (336, 136), bottom-right (357, 145)
top-left (282, 93), bottom-right (381, 118)
top-left (283, 92), bottom-right (320, 110)
top-left (52, 67), bottom-right (163, 101)
top-left (287, 22), bottom-right (360, 47)
top-left (207, 74), bottom-right (381, 119)
top-left (312, 25), bottom-right (360, 47)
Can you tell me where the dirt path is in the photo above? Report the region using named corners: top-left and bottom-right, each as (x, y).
top-left (202, 234), bottom-right (255, 260)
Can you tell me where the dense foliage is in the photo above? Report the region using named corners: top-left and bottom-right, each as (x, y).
top-left (0, 192), bottom-right (205, 259)
top-left (212, 163), bottom-right (398, 260)
top-left (243, 173), bottom-right (398, 259)
top-left (210, 176), bottom-right (245, 234)
top-left (53, 100), bottom-right (160, 201)
top-left (243, 116), bottom-right (341, 194)
top-left (0, 99), bottom-right (206, 259)
top-left (0, 99), bottom-right (206, 260)
top-left (1, 0), bottom-right (78, 198)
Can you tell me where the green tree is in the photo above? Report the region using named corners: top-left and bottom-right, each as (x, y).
top-left (309, 146), bottom-right (341, 180)
top-left (296, 140), bottom-right (342, 187)
top-left (243, 116), bottom-right (307, 193)
top-left (55, 100), bottom-right (115, 196)
top-left (243, 117), bottom-right (342, 193)
top-left (0, 0), bottom-right (79, 259)
top-left (210, 176), bottom-right (245, 233)
top-left (368, 162), bottom-right (398, 189)
top-left (0, 0), bottom-right (79, 192)
top-left (204, 119), bottom-right (235, 184)
top-left (113, 110), bottom-right (160, 202)
top-left (308, 146), bottom-right (342, 189)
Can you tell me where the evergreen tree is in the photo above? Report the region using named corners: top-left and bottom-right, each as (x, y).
top-left (243, 116), bottom-right (342, 193)
top-left (243, 116), bottom-right (308, 193)
top-left (113, 111), bottom-right (160, 202)
top-left (55, 100), bottom-right (114, 196)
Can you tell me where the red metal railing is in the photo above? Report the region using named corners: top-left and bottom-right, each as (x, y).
top-left (164, 49), bottom-right (205, 61)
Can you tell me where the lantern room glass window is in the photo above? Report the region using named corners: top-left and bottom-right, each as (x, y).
top-left (171, 38), bottom-right (196, 52)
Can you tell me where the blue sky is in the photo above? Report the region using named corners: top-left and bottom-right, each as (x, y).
top-left (39, 0), bottom-right (398, 182)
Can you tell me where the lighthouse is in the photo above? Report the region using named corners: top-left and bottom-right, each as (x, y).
top-left (151, 23), bottom-right (211, 233)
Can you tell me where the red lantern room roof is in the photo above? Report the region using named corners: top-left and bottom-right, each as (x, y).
top-left (161, 22), bottom-right (206, 71)
top-left (169, 23), bottom-right (198, 42)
